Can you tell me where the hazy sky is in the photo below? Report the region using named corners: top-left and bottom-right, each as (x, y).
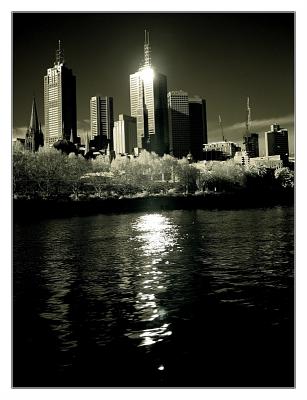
top-left (13, 12), bottom-right (295, 155)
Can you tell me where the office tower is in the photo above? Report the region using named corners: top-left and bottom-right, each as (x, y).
top-left (243, 97), bottom-right (259, 158)
top-left (129, 31), bottom-right (168, 155)
top-left (90, 95), bottom-right (114, 151)
top-left (167, 90), bottom-right (190, 159)
top-left (113, 114), bottom-right (137, 155)
top-left (24, 97), bottom-right (44, 152)
top-left (265, 123), bottom-right (289, 161)
top-left (44, 41), bottom-right (77, 147)
top-left (189, 96), bottom-right (208, 161)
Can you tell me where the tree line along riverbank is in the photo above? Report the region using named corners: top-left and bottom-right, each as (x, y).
top-left (13, 146), bottom-right (294, 218)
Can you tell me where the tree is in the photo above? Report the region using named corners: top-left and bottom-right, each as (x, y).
top-left (195, 168), bottom-right (214, 192)
top-left (66, 154), bottom-right (91, 199)
top-left (111, 156), bottom-right (131, 175)
top-left (161, 154), bottom-right (178, 182)
top-left (136, 150), bottom-right (159, 180)
top-left (91, 155), bottom-right (111, 173)
top-left (81, 171), bottom-right (114, 198)
top-left (33, 147), bottom-right (70, 199)
top-left (53, 139), bottom-right (78, 155)
top-left (205, 160), bottom-right (245, 192)
top-left (176, 158), bottom-right (198, 194)
top-left (244, 163), bottom-right (271, 191)
top-left (13, 147), bottom-right (35, 198)
top-left (274, 167), bottom-right (294, 189)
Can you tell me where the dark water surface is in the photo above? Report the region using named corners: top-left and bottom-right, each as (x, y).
top-left (13, 207), bottom-right (294, 387)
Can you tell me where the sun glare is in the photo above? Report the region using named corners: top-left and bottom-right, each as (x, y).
top-left (140, 66), bottom-right (154, 82)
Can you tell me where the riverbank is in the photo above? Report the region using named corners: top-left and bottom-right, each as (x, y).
top-left (13, 189), bottom-right (294, 220)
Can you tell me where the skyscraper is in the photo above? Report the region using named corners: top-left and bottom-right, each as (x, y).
top-left (168, 90), bottom-right (190, 159)
top-left (25, 97), bottom-right (44, 152)
top-left (243, 97), bottom-right (259, 158)
top-left (113, 114), bottom-right (137, 155)
top-left (129, 31), bottom-right (168, 155)
top-left (265, 123), bottom-right (289, 162)
top-left (188, 96), bottom-right (208, 161)
top-left (90, 95), bottom-right (114, 151)
top-left (44, 41), bottom-right (77, 147)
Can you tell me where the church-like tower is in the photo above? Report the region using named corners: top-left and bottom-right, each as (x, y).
top-left (25, 97), bottom-right (44, 152)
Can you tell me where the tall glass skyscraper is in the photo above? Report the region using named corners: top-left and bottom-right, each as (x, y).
top-left (129, 31), bottom-right (168, 155)
top-left (90, 95), bottom-right (114, 151)
top-left (189, 96), bottom-right (208, 161)
top-left (44, 41), bottom-right (77, 147)
top-left (168, 90), bottom-right (190, 159)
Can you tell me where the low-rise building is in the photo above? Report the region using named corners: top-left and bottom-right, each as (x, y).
top-left (234, 151), bottom-right (250, 165)
top-left (249, 155), bottom-right (283, 169)
top-left (203, 141), bottom-right (241, 161)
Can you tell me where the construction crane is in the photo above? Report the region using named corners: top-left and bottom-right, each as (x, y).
top-left (246, 96), bottom-right (251, 136)
top-left (218, 114), bottom-right (225, 142)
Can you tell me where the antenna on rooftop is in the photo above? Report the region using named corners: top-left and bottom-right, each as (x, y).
top-left (56, 40), bottom-right (64, 65)
top-left (144, 29), bottom-right (151, 67)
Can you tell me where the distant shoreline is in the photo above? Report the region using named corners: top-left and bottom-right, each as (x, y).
top-left (13, 189), bottom-right (294, 220)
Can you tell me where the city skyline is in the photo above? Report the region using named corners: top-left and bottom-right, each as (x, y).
top-left (11, 11), bottom-right (296, 390)
top-left (13, 12), bottom-right (294, 155)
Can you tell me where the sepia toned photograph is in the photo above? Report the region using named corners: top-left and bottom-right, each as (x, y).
top-left (12, 12), bottom-right (294, 388)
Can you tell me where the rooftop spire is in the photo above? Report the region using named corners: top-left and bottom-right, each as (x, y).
top-left (56, 39), bottom-right (64, 65)
top-left (29, 97), bottom-right (39, 133)
top-left (144, 29), bottom-right (151, 67)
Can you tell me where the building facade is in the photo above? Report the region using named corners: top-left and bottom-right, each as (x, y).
top-left (203, 141), bottom-right (241, 161)
top-left (25, 97), bottom-right (44, 152)
top-left (265, 124), bottom-right (289, 162)
top-left (242, 97), bottom-right (259, 158)
top-left (189, 96), bottom-right (208, 161)
top-left (90, 95), bottom-right (114, 151)
top-left (249, 155), bottom-right (283, 169)
top-left (44, 41), bottom-right (77, 147)
top-left (168, 90), bottom-right (190, 159)
top-left (113, 115), bottom-right (137, 155)
top-left (234, 150), bottom-right (250, 166)
top-left (129, 31), bottom-right (168, 155)
top-left (243, 133), bottom-right (259, 158)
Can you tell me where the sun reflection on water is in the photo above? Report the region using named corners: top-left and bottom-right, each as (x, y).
top-left (133, 214), bottom-right (178, 257)
top-left (125, 213), bottom-right (178, 347)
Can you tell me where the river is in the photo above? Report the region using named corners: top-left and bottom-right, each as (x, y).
top-left (13, 206), bottom-right (294, 387)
